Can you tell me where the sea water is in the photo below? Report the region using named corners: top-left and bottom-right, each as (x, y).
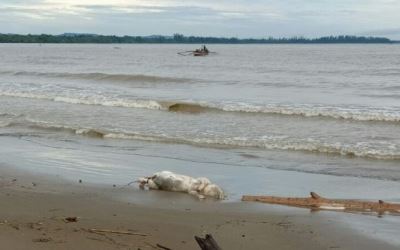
top-left (1, 43), bottom-right (400, 191)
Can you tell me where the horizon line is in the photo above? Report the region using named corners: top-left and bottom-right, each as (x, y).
top-left (0, 32), bottom-right (395, 39)
top-left (1, 33), bottom-right (398, 44)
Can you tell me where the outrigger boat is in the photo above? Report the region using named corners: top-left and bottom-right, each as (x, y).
top-left (193, 50), bottom-right (209, 56)
top-left (178, 45), bottom-right (214, 56)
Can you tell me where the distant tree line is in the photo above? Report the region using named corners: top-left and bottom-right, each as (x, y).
top-left (0, 33), bottom-right (394, 44)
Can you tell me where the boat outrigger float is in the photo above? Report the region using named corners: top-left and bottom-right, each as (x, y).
top-left (178, 45), bottom-right (215, 56)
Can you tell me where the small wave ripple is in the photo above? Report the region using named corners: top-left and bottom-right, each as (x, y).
top-left (4, 120), bottom-right (400, 161)
top-left (0, 70), bottom-right (190, 84)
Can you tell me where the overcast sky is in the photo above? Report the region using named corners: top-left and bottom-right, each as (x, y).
top-left (1, 0), bottom-right (400, 39)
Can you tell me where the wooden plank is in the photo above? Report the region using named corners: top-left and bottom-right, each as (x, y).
top-left (242, 192), bottom-right (400, 215)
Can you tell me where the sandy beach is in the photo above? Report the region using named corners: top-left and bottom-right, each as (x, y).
top-left (0, 165), bottom-right (398, 250)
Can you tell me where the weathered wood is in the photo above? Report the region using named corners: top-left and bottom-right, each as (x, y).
top-left (195, 234), bottom-right (222, 250)
top-left (86, 228), bottom-right (148, 236)
top-left (242, 192), bottom-right (400, 215)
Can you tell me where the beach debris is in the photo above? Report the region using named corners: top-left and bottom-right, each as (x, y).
top-left (63, 216), bottom-right (78, 223)
top-left (156, 243), bottom-right (173, 250)
top-left (79, 179), bottom-right (82, 183)
top-left (1, 221), bottom-right (23, 231)
top-left (10, 223), bottom-right (20, 230)
top-left (0, 178), bottom-right (18, 188)
top-left (195, 234), bottom-right (222, 250)
top-left (27, 222), bottom-right (44, 230)
top-left (85, 228), bottom-right (148, 236)
top-left (32, 237), bottom-right (52, 243)
top-left (242, 192), bottom-right (400, 215)
top-left (138, 171), bottom-right (225, 200)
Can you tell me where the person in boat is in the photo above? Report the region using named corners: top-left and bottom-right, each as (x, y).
top-left (192, 45), bottom-right (208, 55)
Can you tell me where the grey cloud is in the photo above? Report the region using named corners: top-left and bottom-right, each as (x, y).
top-left (1, 0), bottom-right (400, 39)
top-left (361, 28), bottom-right (400, 37)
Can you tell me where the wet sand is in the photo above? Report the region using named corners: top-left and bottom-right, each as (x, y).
top-left (1, 166), bottom-right (398, 250)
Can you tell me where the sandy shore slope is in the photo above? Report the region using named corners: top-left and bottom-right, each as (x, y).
top-left (0, 166), bottom-right (397, 250)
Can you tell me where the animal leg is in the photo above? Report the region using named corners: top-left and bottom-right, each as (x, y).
top-left (189, 190), bottom-right (205, 199)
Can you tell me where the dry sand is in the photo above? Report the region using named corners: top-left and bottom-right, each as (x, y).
top-left (0, 166), bottom-right (397, 250)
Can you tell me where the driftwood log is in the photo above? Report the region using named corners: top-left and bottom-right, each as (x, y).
top-left (242, 192), bottom-right (400, 215)
top-left (195, 234), bottom-right (222, 250)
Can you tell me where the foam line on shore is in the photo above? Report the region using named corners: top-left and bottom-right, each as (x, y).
top-left (4, 119), bottom-right (400, 161)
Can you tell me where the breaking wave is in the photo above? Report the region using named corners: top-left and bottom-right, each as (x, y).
top-left (208, 103), bottom-right (400, 122)
top-left (0, 121), bottom-right (11, 128)
top-left (4, 120), bottom-right (400, 161)
top-left (1, 89), bottom-right (399, 122)
top-left (0, 112), bottom-right (22, 117)
top-left (0, 91), bottom-right (165, 110)
top-left (164, 102), bottom-right (400, 122)
top-left (0, 112), bottom-right (22, 127)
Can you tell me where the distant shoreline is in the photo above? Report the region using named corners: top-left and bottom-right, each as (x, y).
top-left (0, 33), bottom-right (396, 44)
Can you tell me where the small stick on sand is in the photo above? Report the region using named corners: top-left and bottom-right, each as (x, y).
top-left (85, 228), bottom-right (148, 236)
top-left (156, 243), bottom-right (173, 250)
top-left (242, 192), bottom-right (400, 215)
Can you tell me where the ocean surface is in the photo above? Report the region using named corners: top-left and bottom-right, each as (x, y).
top-left (1, 43), bottom-right (400, 191)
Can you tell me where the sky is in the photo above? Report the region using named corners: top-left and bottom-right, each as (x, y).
top-left (1, 0), bottom-right (400, 39)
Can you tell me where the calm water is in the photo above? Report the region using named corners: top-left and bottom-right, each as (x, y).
top-left (1, 44), bottom-right (400, 182)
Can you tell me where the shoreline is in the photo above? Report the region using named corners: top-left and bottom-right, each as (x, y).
top-left (1, 165), bottom-right (399, 250)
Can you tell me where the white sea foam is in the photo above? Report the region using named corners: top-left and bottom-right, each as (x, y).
top-left (0, 121), bottom-right (11, 128)
top-left (211, 102), bottom-right (400, 122)
top-left (73, 132), bottom-right (400, 160)
top-left (0, 91), bottom-right (165, 111)
top-left (319, 205), bottom-right (346, 210)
